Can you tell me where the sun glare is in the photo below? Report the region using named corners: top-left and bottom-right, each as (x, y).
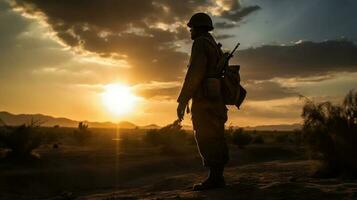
top-left (101, 83), bottom-right (138, 116)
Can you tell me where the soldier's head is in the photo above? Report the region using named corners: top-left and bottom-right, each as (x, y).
top-left (187, 13), bottom-right (213, 40)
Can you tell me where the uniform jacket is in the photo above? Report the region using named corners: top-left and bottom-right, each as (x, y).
top-left (177, 32), bottom-right (222, 104)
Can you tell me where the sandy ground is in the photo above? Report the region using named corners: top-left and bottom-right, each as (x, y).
top-left (70, 160), bottom-right (357, 200)
top-left (1, 141), bottom-right (357, 200)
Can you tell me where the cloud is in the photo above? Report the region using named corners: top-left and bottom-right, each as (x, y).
top-left (220, 5), bottom-right (261, 22)
top-left (0, 2), bottom-right (90, 81)
top-left (236, 40), bottom-right (357, 81)
top-left (10, 0), bottom-right (260, 83)
top-left (244, 80), bottom-right (298, 101)
top-left (134, 79), bottom-right (299, 102)
top-left (0, 1), bottom-right (28, 46)
top-left (6, 1), bottom-right (356, 105)
top-left (133, 81), bottom-right (181, 100)
top-left (215, 34), bottom-right (235, 40)
top-left (214, 21), bottom-right (236, 29)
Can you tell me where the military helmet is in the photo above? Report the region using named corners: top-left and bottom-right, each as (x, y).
top-left (187, 12), bottom-right (214, 31)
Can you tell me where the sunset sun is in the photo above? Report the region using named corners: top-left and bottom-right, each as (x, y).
top-left (101, 83), bottom-right (138, 116)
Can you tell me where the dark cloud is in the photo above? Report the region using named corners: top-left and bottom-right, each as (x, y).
top-left (214, 21), bottom-right (236, 29)
top-left (236, 40), bottom-right (357, 81)
top-left (12, 0), bottom-right (210, 33)
top-left (0, 3), bottom-right (73, 78)
top-left (233, 102), bottom-right (302, 120)
top-left (220, 5), bottom-right (261, 22)
top-left (214, 1), bottom-right (260, 29)
top-left (244, 81), bottom-right (298, 101)
top-left (215, 34), bottom-right (235, 40)
top-left (0, 1), bottom-right (29, 48)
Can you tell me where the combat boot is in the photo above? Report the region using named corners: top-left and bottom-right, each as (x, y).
top-left (193, 165), bottom-right (226, 191)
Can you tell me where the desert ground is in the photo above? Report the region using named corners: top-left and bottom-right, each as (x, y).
top-left (1, 127), bottom-right (357, 200)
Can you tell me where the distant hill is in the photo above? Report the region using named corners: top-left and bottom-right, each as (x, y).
top-left (0, 111), bottom-right (136, 129)
top-left (141, 124), bottom-right (161, 129)
top-left (0, 111), bottom-right (301, 131)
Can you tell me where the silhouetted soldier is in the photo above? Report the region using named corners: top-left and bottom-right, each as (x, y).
top-left (177, 13), bottom-right (229, 191)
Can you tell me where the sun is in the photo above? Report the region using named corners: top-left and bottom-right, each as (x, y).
top-left (101, 83), bottom-right (138, 116)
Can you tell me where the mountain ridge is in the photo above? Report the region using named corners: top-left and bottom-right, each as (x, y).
top-left (0, 111), bottom-right (136, 129)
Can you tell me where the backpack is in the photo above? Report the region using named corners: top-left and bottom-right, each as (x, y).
top-left (204, 38), bottom-right (247, 109)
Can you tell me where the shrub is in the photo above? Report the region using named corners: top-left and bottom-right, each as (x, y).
top-left (144, 129), bottom-right (162, 146)
top-left (73, 122), bottom-right (91, 144)
top-left (143, 120), bottom-right (189, 154)
top-left (301, 90), bottom-right (357, 177)
top-left (274, 134), bottom-right (290, 144)
top-left (43, 126), bottom-right (62, 144)
top-left (0, 119), bottom-right (43, 159)
top-left (224, 125), bottom-right (234, 144)
top-left (231, 128), bottom-right (252, 148)
top-left (293, 129), bottom-right (303, 146)
top-left (252, 135), bottom-right (265, 144)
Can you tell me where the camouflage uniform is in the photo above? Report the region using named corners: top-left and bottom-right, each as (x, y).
top-left (177, 32), bottom-right (229, 167)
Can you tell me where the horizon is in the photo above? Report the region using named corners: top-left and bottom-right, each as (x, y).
top-left (0, 110), bottom-right (302, 130)
top-left (1, 0), bottom-right (356, 127)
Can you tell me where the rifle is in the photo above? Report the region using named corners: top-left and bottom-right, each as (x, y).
top-left (216, 42), bottom-right (240, 75)
top-left (228, 43), bottom-right (240, 59)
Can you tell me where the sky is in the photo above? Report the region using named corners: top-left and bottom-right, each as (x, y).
top-left (0, 0), bottom-right (356, 126)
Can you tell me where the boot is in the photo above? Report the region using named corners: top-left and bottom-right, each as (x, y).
top-left (193, 165), bottom-right (226, 191)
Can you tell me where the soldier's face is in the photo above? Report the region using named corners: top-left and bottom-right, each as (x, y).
top-left (190, 28), bottom-right (198, 40)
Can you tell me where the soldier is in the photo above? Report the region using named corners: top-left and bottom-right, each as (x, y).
top-left (177, 13), bottom-right (229, 191)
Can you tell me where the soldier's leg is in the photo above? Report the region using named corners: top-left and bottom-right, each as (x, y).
top-left (191, 103), bottom-right (228, 190)
top-left (192, 105), bottom-right (229, 168)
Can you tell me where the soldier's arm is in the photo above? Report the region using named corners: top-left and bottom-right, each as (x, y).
top-left (177, 38), bottom-right (207, 104)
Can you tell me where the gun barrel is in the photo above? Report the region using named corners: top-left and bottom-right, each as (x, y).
top-left (229, 42), bottom-right (240, 57)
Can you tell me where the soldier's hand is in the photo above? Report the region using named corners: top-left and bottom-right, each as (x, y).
top-left (177, 102), bottom-right (186, 121)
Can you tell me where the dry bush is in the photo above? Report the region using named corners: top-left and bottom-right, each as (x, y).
top-left (293, 129), bottom-right (303, 146)
top-left (143, 120), bottom-right (189, 155)
top-left (252, 135), bottom-right (265, 144)
top-left (224, 126), bottom-right (234, 144)
top-left (301, 90), bottom-right (357, 177)
top-left (73, 122), bottom-right (92, 144)
top-left (0, 119), bottom-right (43, 159)
top-left (274, 133), bottom-right (291, 144)
top-left (231, 128), bottom-right (252, 148)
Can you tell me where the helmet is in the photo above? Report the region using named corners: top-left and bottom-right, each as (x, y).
top-left (187, 13), bottom-right (214, 31)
